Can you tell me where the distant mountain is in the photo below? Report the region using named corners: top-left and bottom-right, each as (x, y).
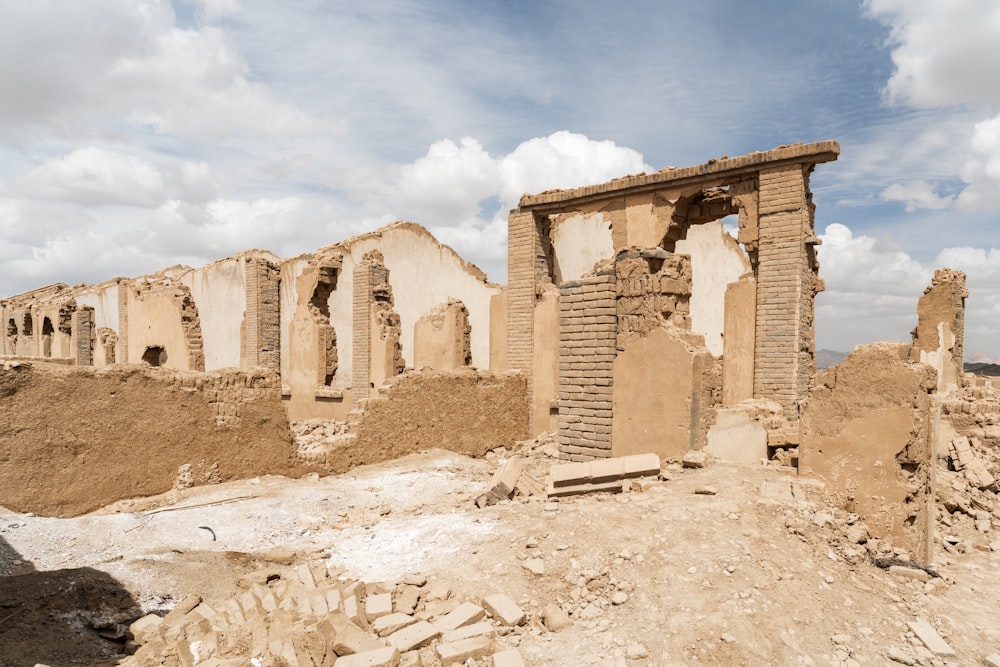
top-left (816, 349), bottom-right (848, 369)
top-left (964, 362), bottom-right (1000, 377)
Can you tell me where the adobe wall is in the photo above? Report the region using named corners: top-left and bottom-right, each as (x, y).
top-left (799, 343), bottom-right (936, 557)
top-left (911, 268), bottom-right (967, 396)
top-left (0, 361), bottom-right (303, 517)
top-left (336, 369), bottom-right (528, 472)
top-left (413, 299), bottom-right (472, 370)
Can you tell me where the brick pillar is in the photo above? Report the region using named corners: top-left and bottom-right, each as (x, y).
top-left (244, 258), bottom-right (281, 372)
top-left (753, 164), bottom-right (814, 418)
top-left (116, 279), bottom-right (129, 364)
top-left (557, 272), bottom-right (617, 460)
top-left (507, 208), bottom-right (540, 429)
top-left (72, 307), bottom-right (93, 366)
top-left (352, 260), bottom-right (374, 405)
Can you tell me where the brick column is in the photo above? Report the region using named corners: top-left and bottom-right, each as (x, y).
top-left (116, 279), bottom-right (129, 364)
top-left (754, 164), bottom-right (814, 417)
top-left (352, 260), bottom-right (374, 405)
top-left (507, 208), bottom-right (540, 431)
top-left (557, 272), bottom-right (617, 460)
top-left (244, 258), bottom-right (281, 372)
top-left (71, 308), bottom-right (93, 366)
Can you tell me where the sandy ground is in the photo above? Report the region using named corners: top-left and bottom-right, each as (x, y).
top-left (3, 447), bottom-right (1000, 667)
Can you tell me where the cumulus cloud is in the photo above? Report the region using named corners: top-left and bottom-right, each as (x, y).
top-left (199, 0), bottom-right (242, 21)
top-left (28, 147), bottom-right (166, 207)
top-left (865, 0), bottom-right (1000, 109)
top-left (382, 131), bottom-right (652, 230)
top-left (879, 180), bottom-right (953, 212)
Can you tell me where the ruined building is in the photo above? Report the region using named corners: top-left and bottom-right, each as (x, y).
top-left (1, 141), bottom-right (990, 563)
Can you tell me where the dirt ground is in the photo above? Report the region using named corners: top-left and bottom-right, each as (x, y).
top-left (3, 442), bottom-right (1000, 667)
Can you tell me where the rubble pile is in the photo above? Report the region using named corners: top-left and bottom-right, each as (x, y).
top-left (121, 560), bottom-right (532, 667)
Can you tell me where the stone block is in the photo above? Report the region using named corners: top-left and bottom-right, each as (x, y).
top-left (547, 479), bottom-right (625, 498)
top-left (366, 593), bottom-right (394, 622)
top-left (550, 461), bottom-right (591, 487)
top-left (907, 619), bottom-right (956, 657)
top-left (482, 594), bottom-right (525, 626)
top-left (436, 636), bottom-right (494, 666)
top-left (681, 450), bottom-right (708, 468)
top-left (129, 614), bottom-right (163, 644)
top-left (441, 620), bottom-right (496, 643)
top-left (621, 453), bottom-right (661, 477)
top-left (588, 458), bottom-right (625, 482)
top-left (541, 603), bottom-right (571, 632)
top-left (163, 594), bottom-right (201, 625)
top-left (333, 621), bottom-right (385, 656)
top-left (334, 646), bottom-right (401, 667)
top-left (399, 651), bottom-right (422, 667)
top-left (372, 612), bottom-right (418, 637)
top-left (394, 584), bottom-right (421, 615)
top-left (386, 620), bottom-right (441, 652)
top-left (434, 601), bottom-right (485, 631)
top-left (492, 648), bottom-right (526, 667)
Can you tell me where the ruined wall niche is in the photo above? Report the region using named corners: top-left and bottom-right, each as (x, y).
top-left (41, 316), bottom-right (53, 357)
top-left (306, 260), bottom-right (340, 386)
top-left (97, 328), bottom-right (117, 365)
top-left (413, 298), bottom-right (472, 371)
top-left (911, 268), bottom-right (967, 396)
top-left (128, 282), bottom-right (206, 372)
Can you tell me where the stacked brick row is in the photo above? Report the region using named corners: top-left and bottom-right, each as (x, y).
top-left (754, 165), bottom-right (814, 419)
top-left (168, 368), bottom-right (281, 426)
top-left (178, 289), bottom-right (206, 372)
top-left (557, 272), bottom-right (616, 460)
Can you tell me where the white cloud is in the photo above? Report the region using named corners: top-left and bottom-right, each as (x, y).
top-left (879, 180), bottom-right (953, 212)
top-left (199, 0), bottom-right (242, 21)
top-left (497, 131), bottom-right (652, 209)
top-left (109, 27), bottom-right (321, 140)
top-left (865, 0), bottom-right (1000, 109)
top-left (28, 147), bottom-right (166, 207)
top-left (865, 0), bottom-right (1000, 213)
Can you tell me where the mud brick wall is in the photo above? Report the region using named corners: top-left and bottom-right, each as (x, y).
top-left (244, 257), bottom-right (281, 372)
top-left (754, 165), bottom-right (818, 419)
top-left (0, 363), bottom-right (299, 517)
top-left (557, 271), bottom-right (616, 460)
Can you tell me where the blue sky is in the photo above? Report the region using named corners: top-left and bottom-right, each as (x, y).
top-left (1, 0), bottom-right (999, 358)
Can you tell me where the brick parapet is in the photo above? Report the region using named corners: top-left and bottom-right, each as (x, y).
top-left (556, 273), bottom-right (616, 460)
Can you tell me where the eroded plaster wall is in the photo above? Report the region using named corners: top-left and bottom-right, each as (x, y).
top-left (674, 220), bottom-right (752, 357)
top-left (551, 213), bottom-right (614, 283)
top-left (413, 299), bottom-right (472, 371)
top-left (911, 268), bottom-right (967, 396)
top-left (126, 284), bottom-right (204, 372)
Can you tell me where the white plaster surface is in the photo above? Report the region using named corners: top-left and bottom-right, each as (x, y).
top-left (675, 220), bottom-right (751, 356)
top-left (551, 213), bottom-right (614, 282)
top-left (706, 408), bottom-right (768, 465)
top-left (181, 259), bottom-right (246, 370)
top-left (75, 284), bottom-right (119, 332)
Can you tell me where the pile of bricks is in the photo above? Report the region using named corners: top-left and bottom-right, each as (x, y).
top-left (121, 560), bottom-right (527, 667)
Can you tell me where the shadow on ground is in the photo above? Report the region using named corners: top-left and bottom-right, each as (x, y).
top-left (0, 535), bottom-right (142, 667)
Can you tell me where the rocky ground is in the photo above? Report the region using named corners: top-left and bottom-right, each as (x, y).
top-left (3, 436), bottom-right (1000, 667)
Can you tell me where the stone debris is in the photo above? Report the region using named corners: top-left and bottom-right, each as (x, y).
top-left (886, 647), bottom-right (916, 665)
top-left (547, 453), bottom-right (660, 498)
top-left (482, 594), bottom-right (526, 626)
top-left (118, 560), bottom-right (534, 667)
top-left (521, 558), bottom-right (545, 576)
top-left (888, 565), bottom-right (932, 582)
top-left (491, 648), bottom-right (526, 667)
top-left (681, 450), bottom-right (708, 469)
top-left (949, 436), bottom-right (996, 489)
top-left (906, 618), bottom-right (956, 657)
top-left (540, 603), bottom-right (572, 632)
top-left (985, 653), bottom-right (1000, 667)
